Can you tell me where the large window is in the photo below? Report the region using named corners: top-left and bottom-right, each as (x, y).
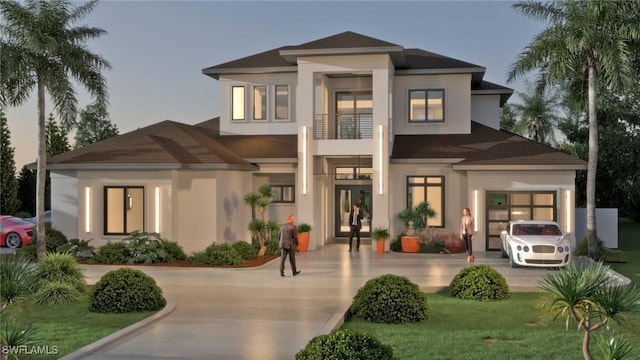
top-left (275, 85), bottom-right (289, 119)
top-left (104, 186), bottom-right (144, 235)
top-left (406, 176), bottom-right (444, 227)
top-left (409, 89), bottom-right (444, 122)
top-left (271, 185), bottom-right (295, 203)
top-left (253, 85), bottom-right (267, 120)
top-left (232, 86), bottom-right (245, 121)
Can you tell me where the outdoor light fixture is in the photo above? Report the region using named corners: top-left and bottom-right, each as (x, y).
top-left (85, 187), bottom-right (91, 232)
top-left (302, 126), bottom-right (307, 195)
top-left (473, 190), bottom-right (478, 232)
top-left (127, 194), bottom-right (133, 210)
top-left (565, 190), bottom-right (571, 233)
top-left (155, 187), bottom-right (160, 233)
top-left (378, 124), bottom-right (383, 195)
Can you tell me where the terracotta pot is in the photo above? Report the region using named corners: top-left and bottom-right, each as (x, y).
top-left (376, 239), bottom-right (385, 254)
top-left (401, 236), bottom-right (420, 253)
top-left (297, 232), bottom-right (310, 252)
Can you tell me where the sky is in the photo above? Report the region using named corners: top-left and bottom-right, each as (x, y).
top-left (4, 0), bottom-right (548, 171)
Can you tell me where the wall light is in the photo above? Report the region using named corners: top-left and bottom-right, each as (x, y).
top-left (565, 190), bottom-right (571, 233)
top-left (155, 187), bottom-right (161, 233)
top-left (85, 187), bottom-right (91, 232)
top-left (473, 190), bottom-right (478, 232)
top-left (302, 125), bottom-right (307, 195)
top-left (378, 125), bottom-right (383, 195)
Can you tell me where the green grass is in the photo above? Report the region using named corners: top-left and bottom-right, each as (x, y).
top-left (342, 292), bottom-right (640, 360)
top-left (609, 218), bottom-right (640, 285)
top-left (6, 296), bottom-right (156, 360)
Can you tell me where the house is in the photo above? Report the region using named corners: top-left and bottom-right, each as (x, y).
top-left (46, 31), bottom-right (586, 253)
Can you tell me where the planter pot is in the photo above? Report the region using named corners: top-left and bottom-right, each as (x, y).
top-left (401, 236), bottom-right (420, 253)
top-left (298, 232), bottom-right (310, 252)
top-left (376, 238), bottom-right (385, 254)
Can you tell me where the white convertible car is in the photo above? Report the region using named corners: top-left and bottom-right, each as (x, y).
top-left (500, 220), bottom-right (571, 268)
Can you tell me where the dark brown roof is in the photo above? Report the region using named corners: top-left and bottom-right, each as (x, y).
top-left (292, 31), bottom-right (401, 50)
top-left (403, 48), bottom-right (481, 70)
top-left (46, 118), bottom-right (298, 170)
top-left (391, 122), bottom-right (586, 169)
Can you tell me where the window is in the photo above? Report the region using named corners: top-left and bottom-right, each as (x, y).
top-left (104, 186), bottom-right (144, 235)
top-left (253, 85), bottom-right (267, 120)
top-left (406, 176), bottom-right (444, 227)
top-left (409, 89), bottom-right (444, 122)
top-left (275, 85), bottom-right (289, 119)
top-left (271, 185), bottom-right (295, 203)
top-left (232, 86), bottom-right (245, 121)
top-left (335, 167), bottom-right (373, 180)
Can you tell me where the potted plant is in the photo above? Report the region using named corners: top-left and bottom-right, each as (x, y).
top-left (371, 227), bottom-right (390, 254)
top-left (398, 201), bottom-right (436, 253)
top-left (296, 223), bottom-right (312, 252)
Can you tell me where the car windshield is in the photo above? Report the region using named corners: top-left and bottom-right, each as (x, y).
top-left (4, 217), bottom-right (35, 226)
top-left (512, 224), bottom-right (561, 236)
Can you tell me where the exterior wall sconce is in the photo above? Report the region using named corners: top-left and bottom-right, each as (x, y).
top-left (302, 125), bottom-right (307, 195)
top-left (155, 187), bottom-right (161, 233)
top-left (85, 187), bottom-right (91, 232)
top-left (473, 190), bottom-right (478, 232)
top-left (378, 124), bottom-right (383, 195)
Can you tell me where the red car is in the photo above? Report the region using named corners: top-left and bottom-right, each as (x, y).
top-left (0, 215), bottom-right (35, 249)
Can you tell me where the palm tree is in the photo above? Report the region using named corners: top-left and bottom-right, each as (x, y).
top-left (507, 0), bottom-right (640, 261)
top-left (510, 81), bottom-right (561, 145)
top-left (243, 185), bottom-right (273, 256)
top-left (538, 262), bottom-right (640, 360)
top-left (0, 0), bottom-right (110, 258)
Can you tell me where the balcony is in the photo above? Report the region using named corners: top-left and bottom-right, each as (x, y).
top-left (313, 113), bottom-right (373, 140)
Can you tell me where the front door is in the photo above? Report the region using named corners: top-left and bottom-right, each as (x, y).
top-left (335, 185), bottom-right (371, 237)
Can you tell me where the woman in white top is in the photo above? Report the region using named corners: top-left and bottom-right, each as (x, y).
top-left (460, 208), bottom-right (475, 262)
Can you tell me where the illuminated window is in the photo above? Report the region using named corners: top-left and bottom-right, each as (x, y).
top-left (104, 186), bottom-right (144, 235)
top-left (406, 176), bottom-right (444, 227)
top-left (253, 85), bottom-right (267, 120)
top-left (232, 86), bottom-right (245, 121)
top-left (275, 85), bottom-right (289, 119)
top-left (409, 89), bottom-right (444, 122)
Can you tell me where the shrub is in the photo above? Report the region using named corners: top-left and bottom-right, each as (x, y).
top-left (574, 237), bottom-right (629, 263)
top-left (574, 236), bottom-right (606, 257)
top-left (33, 281), bottom-right (84, 305)
top-left (14, 211), bottom-right (32, 219)
top-left (232, 241), bottom-right (258, 260)
top-left (390, 234), bottom-right (403, 252)
top-left (261, 240), bottom-right (281, 256)
top-left (92, 241), bottom-right (131, 264)
top-left (89, 268), bottom-right (165, 313)
top-left (0, 255), bottom-right (37, 305)
top-left (35, 252), bottom-right (86, 293)
top-left (296, 329), bottom-right (394, 360)
top-left (0, 318), bottom-right (39, 351)
top-left (57, 238), bottom-right (96, 258)
top-left (449, 264), bottom-right (510, 301)
top-left (350, 274), bottom-right (429, 324)
top-left (190, 243), bottom-right (243, 266)
top-left (160, 239), bottom-right (187, 262)
top-left (421, 237), bottom-right (445, 253)
top-left (14, 244), bottom-right (37, 260)
top-left (124, 231), bottom-right (168, 264)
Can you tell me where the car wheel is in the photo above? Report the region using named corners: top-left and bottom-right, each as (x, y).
top-left (5, 232), bottom-right (22, 249)
top-left (508, 248), bottom-right (519, 268)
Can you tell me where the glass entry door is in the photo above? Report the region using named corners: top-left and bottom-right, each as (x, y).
top-left (335, 185), bottom-right (371, 237)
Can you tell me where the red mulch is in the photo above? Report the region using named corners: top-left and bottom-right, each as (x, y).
top-left (79, 255), bottom-right (280, 268)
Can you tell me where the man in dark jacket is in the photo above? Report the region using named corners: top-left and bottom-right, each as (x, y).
top-left (348, 203), bottom-right (363, 252)
top-left (279, 214), bottom-right (301, 277)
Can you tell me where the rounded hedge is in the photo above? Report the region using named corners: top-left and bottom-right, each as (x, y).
top-left (92, 241), bottom-right (131, 264)
top-left (449, 264), bottom-right (510, 301)
top-left (232, 241), bottom-right (258, 260)
top-left (89, 268), bottom-right (165, 313)
top-left (295, 329), bottom-right (394, 360)
top-left (350, 274), bottom-right (429, 324)
top-left (191, 243), bottom-right (243, 266)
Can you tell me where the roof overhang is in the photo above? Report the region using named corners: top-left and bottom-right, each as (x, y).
top-left (42, 163), bottom-right (259, 171)
top-left (452, 164), bottom-right (588, 171)
top-left (396, 68), bottom-right (485, 84)
top-left (202, 67), bottom-right (296, 80)
top-left (279, 46), bottom-right (408, 67)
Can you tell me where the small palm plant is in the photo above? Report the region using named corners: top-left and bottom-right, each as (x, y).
top-left (537, 262), bottom-right (640, 360)
top-left (244, 185), bottom-right (273, 256)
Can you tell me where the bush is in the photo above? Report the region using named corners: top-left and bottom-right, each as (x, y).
top-left (350, 274), bottom-right (429, 324)
top-left (574, 236), bottom-right (606, 257)
top-left (124, 231), bottom-right (168, 264)
top-left (89, 268), bottom-right (165, 313)
top-left (574, 237), bottom-right (628, 263)
top-left (14, 244), bottom-right (37, 260)
top-left (92, 241), bottom-right (131, 264)
top-left (35, 252), bottom-right (86, 293)
top-left (449, 264), bottom-right (510, 301)
top-left (421, 238), bottom-right (445, 253)
top-left (160, 239), bottom-right (187, 262)
top-left (33, 281), bottom-right (84, 305)
top-left (390, 234), bottom-right (403, 252)
top-left (261, 240), bottom-right (281, 256)
top-left (296, 329), bottom-right (394, 360)
top-left (0, 255), bottom-right (37, 304)
top-left (57, 238), bottom-right (96, 258)
top-left (232, 241), bottom-right (258, 260)
top-left (190, 243), bottom-right (243, 266)
top-left (14, 211), bottom-right (32, 219)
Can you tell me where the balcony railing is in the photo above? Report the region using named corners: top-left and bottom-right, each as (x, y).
top-left (313, 113), bottom-right (373, 140)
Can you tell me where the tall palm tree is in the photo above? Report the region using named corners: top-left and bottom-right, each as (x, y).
top-left (507, 0), bottom-right (640, 260)
top-left (0, 0), bottom-right (110, 258)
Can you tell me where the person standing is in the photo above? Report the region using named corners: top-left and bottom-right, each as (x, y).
top-left (348, 203), bottom-right (363, 252)
top-left (460, 208), bottom-right (475, 262)
top-left (279, 214), bottom-right (301, 277)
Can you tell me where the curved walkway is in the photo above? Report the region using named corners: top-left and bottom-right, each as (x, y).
top-left (63, 245), bottom-right (560, 360)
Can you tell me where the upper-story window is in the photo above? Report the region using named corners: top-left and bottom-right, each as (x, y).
top-left (253, 85), bottom-right (267, 120)
top-left (275, 85), bottom-right (289, 120)
top-left (232, 86), bottom-right (245, 121)
top-left (409, 89), bottom-right (445, 123)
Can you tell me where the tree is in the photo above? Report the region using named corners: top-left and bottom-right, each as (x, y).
top-left (74, 102), bottom-right (118, 148)
top-left (507, 0), bottom-right (640, 260)
top-left (510, 82), bottom-right (561, 145)
top-left (538, 262), bottom-right (640, 360)
top-left (499, 103), bottom-right (518, 133)
top-left (0, 0), bottom-right (110, 258)
top-left (0, 108), bottom-right (21, 214)
top-left (244, 185), bottom-right (273, 256)
top-left (45, 113), bottom-right (70, 156)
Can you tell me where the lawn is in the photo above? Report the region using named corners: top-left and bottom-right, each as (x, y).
top-left (340, 218), bottom-right (640, 360)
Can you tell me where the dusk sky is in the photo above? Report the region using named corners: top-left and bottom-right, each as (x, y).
top-left (5, 1), bottom-right (547, 170)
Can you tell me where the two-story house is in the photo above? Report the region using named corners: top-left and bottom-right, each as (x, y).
top-left (46, 31), bottom-right (586, 254)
